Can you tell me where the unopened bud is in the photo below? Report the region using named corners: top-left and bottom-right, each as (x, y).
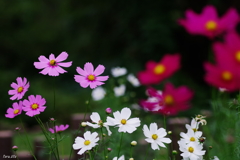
top-left (209, 146), bottom-right (213, 149)
top-left (131, 141), bottom-right (137, 146)
top-left (172, 150), bottom-right (178, 155)
top-left (129, 158), bottom-right (134, 160)
top-left (106, 108), bottom-right (112, 114)
top-left (12, 146), bottom-right (18, 152)
top-left (81, 122), bottom-right (87, 127)
top-left (168, 131), bottom-right (172, 135)
top-left (107, 148), bottom-right (112, 152)
top-left (15, 127), bottom-right (21, 131)
top-left (199, 137), bottom-right (205, 143)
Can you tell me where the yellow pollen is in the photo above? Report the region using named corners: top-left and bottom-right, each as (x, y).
top-left (164, 95), bottom-right (174, 105)
top-left (152, 134), bottom-right (158, 140)
top-left (84, 140), bottom-right (91, 145)
top-left (121, 119), bottom-right (127, 125)
top-left (205, 21), bottom-right (217, 31)
top-left (50, 59), bottom-right (56, 66)
top-left (17, 87), bottom-right (23, 93)
top-left (31, 103), bottom-right (39, 110)
top-left (222, 71), bottom-right (232, 81)
top-left (14, 109), bottom-right (20, 114)
top-left (190, 137), bottom-right (195, 142)
top-left (154, 64), bottom-right (165, 75)
top-left (88, 75), bottom-right (95, 81)
top-left (188, 147), bottom-right (194, 153)
top-left (192, 128), bottom-right (197, 132)
top-left (235, 51), bottom-right (240, 62)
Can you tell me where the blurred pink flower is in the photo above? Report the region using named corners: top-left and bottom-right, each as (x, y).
top-left (74, 62), bottom-right (109, 89)
top-left (8, 77), bottom-right (30, 100)
top-left (178, 5), bottom-right (239, 38)
top-left (137, 54), bottom-right (180, 85)
top-left (49, 124), bottom-right (69, 133)
top-left (5, 101), bottom-right (23, 118)
top-left (34, 51), bottom-right (72, 76)
top-left (140, 83), bottom-right (193, 115)
top-left (22, 95), bottom-right (46, 117)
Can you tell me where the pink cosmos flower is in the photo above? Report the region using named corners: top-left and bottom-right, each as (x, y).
top-left (5, 101), bottom-right (23, 118)
top-left (74, 62), bottom-right (109, 89)
top-left (8, 77), bottom-right (30, 100)
top-left (140, 83), bottom-right (193, 115)
top-left (178, 5), bottom-right (239, 38)
top-left (49, 124), bottom-right (69, 133)
top-left (137, 54), bottom-right (180, 85)
top-left (22, 95), bottom-right (47, 117)
top-left (34, 51), bottom-right (72, 76)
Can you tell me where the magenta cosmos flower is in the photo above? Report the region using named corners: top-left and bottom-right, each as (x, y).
top-left (137, 54), bottom-right (180, 85)
top-left (8, 77), bottom-right (29, 100)
top-left (140, 83), bottom-right (193, 115)
top-left (5, 101), bottom-right (23, 118)
top-left (178, 5), bottom-right (239, 38)
top-left (49, 124), bottom-right (69, 133)
top-left (22, 95), bottom-right (46, 117)
top-left (74, 62), bottom-right (109, 89)
top-left (34, 51), bottom-right (72, 76)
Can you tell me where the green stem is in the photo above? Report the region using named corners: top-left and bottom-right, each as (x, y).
top-left (163, 115), bottom-right (170, 160)
top-left (19, 117), bottom-right (37, 160)
top-left (14, 151), bottom-right (20, 160)
top-left (117, 132), bottom-right (124, 158)
top-left (144, 145), bottom-right (149, 160)
top-left (88, 151), bottom-right (93, 160)
top-left (100, 127), bottom-right (106, 160)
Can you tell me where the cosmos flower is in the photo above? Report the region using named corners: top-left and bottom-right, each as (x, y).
top-left (127, 74), bottom-right (140, 87)
top-left (185, 118), bottom-right (201, 134)
top-left (113, 84), bottom-right (126, 97)
top-left (106, 107), bottom-right (141, 133)
top-left (5, 101), bottom-right (23, 118)
top-left (8, 77), bottom-right (30, 100)
top-left (137, 54), bottom-right (180, 85)
top-left (179, 128), bottom-right (202, 144)
top-left (113, 155), bottom-right (125, 160)
top-left (73, 131), bottom-right (99, 155)
top-left (74, 62), bottom-right (109, 89)
top-left (49, 124), bottom-right (69, 133)
top-left (86, 112), bottom-right (112, 136)
top-left (178, 5), bottom-right (239, 38)
top-left (91, 87), bottom-right (106, 101)
top-left (143, 123), bottom-right (171, 150)
top-left (22, 95), bottom-right (46, 117)
top-left (34, 51), bottom-right (72, 76)
top-left (111, 67), bottom-right (127, 77)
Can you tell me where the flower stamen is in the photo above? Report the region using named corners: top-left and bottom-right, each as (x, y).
top-left (50, 59), bottom-right (56, 66)
top-left (235, 51), bottom-right (240, 62)
top-left (14, 109), bottom-right (20, 114)
top-left (84, 140), bottom-right (91, 145)
top-left (205, 20), bottom-right (217, 31)
top-left (152, 134), bottom-right (158, 140)
top-left (121, 119), bottom-right (127, 125)
top-left (17, 87), bottom-right (23, 93)
top-left (222, 71), bottom-right (232, 81)
top-left (190, 137), bottom-right (195, 142)
top-left (31, 103), bottom-right (39, 110)
top-left (164, 95), bottom-right (174, 105)
top-left (188, 147), bottom-right (194, 153)
top-left (154, 64), bottom-right (165, 75)
top-left (88, 75), bottom-right (95, 81)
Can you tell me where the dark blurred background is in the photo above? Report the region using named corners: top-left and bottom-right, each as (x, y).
top-left (1, 0), bottom-right (240, 127)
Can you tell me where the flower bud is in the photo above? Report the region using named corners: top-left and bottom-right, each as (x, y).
top-left (15, 127), bottom-right (21, 131)
top-left (50, 118), bottom-right (55, 122)
top-left (199, 137), bottom-right (205, 143)
top-left (81, 122), bottom-right (87, 127)
top-left (107, 148), bottom-right (112, 152)
top-left (172, 150), bottom-right (178, 155)
top-left (12, 146), bottom-right (18, 152)
top-left (168, 131), bottom-right (172, 135)
top-left (129, 158), bottom-right (134, 160)
top-left (131, 141), bottom-right (137, 146)
top-left (106, 108), bottom-right (112, 114)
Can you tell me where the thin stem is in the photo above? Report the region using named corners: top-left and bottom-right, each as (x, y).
top-left (117, 132), bottom-right (124, 158)
top-left (100, 127), bottom-right (106, 160)
top-left (163, 115), bottom-right (170, 160)
top-left (19, 117), bottom-right (37, 160)
top-left (144, 145), bottom-right (149, 160)
top-left (13, 151), bottom-right (20, 160)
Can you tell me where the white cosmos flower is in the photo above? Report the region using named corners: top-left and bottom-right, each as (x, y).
top-left (143, 123), bottom-right (171, 150)
top-left (111, 67), bottom-right (127, 77)
top-left (212, 156), bottom-right (219, 160)
top-left (86, 112), bottom-right (112, 136)
top-left (113, 155), bottom-right (125, 160)
top-left (180, 128), bottom-right (202, 144)
top-left (106, 107), bottom-right (141, 133)
top-left (114, 84), bottom-right (126, 97)
top-left (72, 131), bottom-right (99, 155)
top-left (186, 118), bottom-right (200, 133)
top-left (178, 141), bottom-right (205, 160)
top-left (91, 87), bottom-right (106, 101)
top-left (127, 74), bottom-right (140, 87)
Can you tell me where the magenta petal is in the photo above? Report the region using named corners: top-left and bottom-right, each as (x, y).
top-left (34, 62), bottom-right (48, 69)
top-left (93, 65), bottom-right (105, 76)
top-left (96, 76), bottom-right (109, 82)
top-left (58, 62), bottom-right (72, 67)
top-left (56, 51), bottom-right (68, 62)
top-left (38, 55), bottom-right (49, 62)
top-left (202, 5), bottom-right (218, 19)
top-left (49, 128), bottom-right (54, 133)
top-left (76, 67), bottom-right (88, 76)
top-left (84, 62), bottom-right (94, 74)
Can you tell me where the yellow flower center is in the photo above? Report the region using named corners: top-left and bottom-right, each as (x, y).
top-left (152, 134), bottom-right (158, 140)
top-left (221, 71), bottom-right (232, 81)
top-left (164, 95), bottom-right (174, 105)
top-left (50, 59), bottom-right (56, 66)
top-left (31, 103), bottom-right (39, 110)
top-left (192, 128), bottom-right (198, 132)
top-left (14, 109), bottom-right (20, 114)
top-left (205, 20), bottom-right (217, 31)
top-left (190, 137), bottom-right (195, 142)
top-left (188, 147), bottom-right (194, 153)
top-left (17, 87), bottom-right (23, 93)
top-left (235, 51), bottom-right (240, 62)
top-left (88, 75), bottom-right (95, 81)
top-left (84, 140), bottom-right (91, 145)
top-left (153, 64), bottom-right (165, 75)
top-left (121, 119), bottom-right (127, 125)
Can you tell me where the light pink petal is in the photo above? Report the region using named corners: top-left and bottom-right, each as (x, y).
top-left (49, 128), bottom-right (54, 133)
top-left (55, 51), bottom-right (68, 62)
top-left (48, 68), bottom-right (60, 76)
top-left (58, 62), bottom-right (72, 67)
top-left (96, 76), bottom-right (109, 82)
top-left (55, 66), bottom-right (67, 74)
top-left (10, 82), bottom-right (18, 89)
top-left (90, 82), bottom-right (99, 89)
top-left (34, 62), bottom-right (48, 69)
top-left (28, 95), bottom-right (35, 103)
top-left (40, 67), bottom-right (51, 75)
top-left (93, 65), bottom-right (105, 76)
top-left (9, 94), bottom-right (18, 101)
top-left (76, 67), bottom-right (88, 76)
top-left (8, 90), bottom-right (17, 95)
top-left (26, 110), bottom-right (38, 117)
top-left (49, 54), bottom-right (55, 60)
top-left (74, 75), bottom-right (86, 83)
top-left (80, 80), bottom-right (90, 88)
top-left (38, 55), bottom-right (49, 62)
top-left (38, 106), bottom-right (46, 112)
top-left (22, 78), bottom-right (27, 85)
top-left (16, 77), bottom-right (23, 86)
top-left (23, 99), bottom-right (30, 107)
top-left (84, 62), bottom-right (94, 74)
